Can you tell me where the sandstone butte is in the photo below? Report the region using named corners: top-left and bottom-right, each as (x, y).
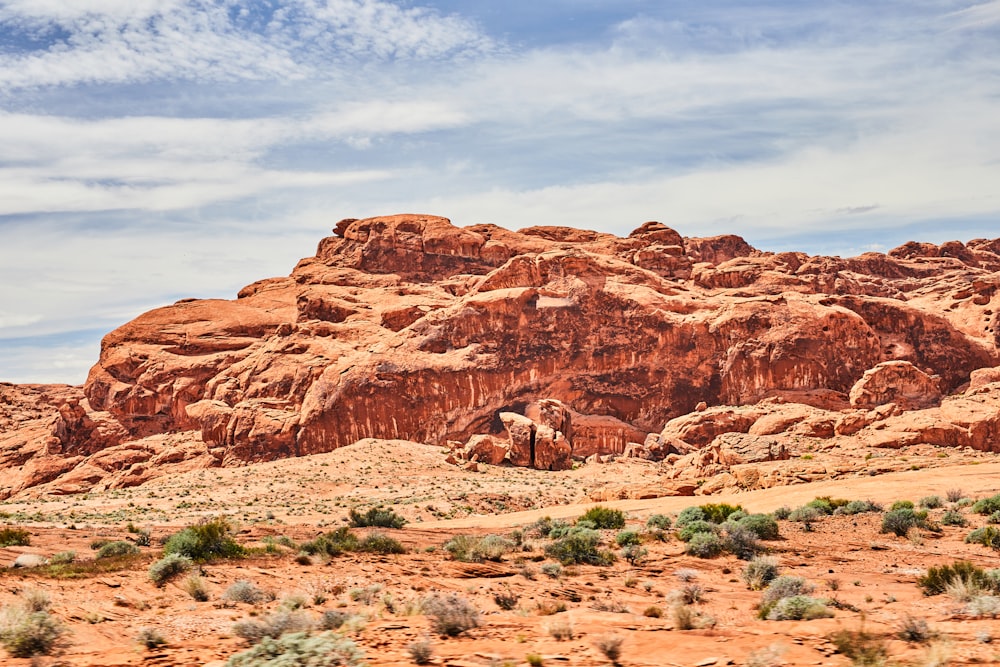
top-left (4, 213), bottom-right (1000, 500)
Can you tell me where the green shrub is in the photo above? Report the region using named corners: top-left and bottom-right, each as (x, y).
top-left (97, 540), bottom-right (140, 559)
top-left (347, 507), bottom-right (407, 529)
top-left (300, 527), bottom-right (359, 558)
top-left (646, 514), bottom-right (671, 530)
top-left (408, 639), bottom-right (434, 665)
top-left (0, 608), bottom-right (65, 658)
top-left (765, 595), bottom-right (833, 621)
top-left (699, 503), bottom-right (743, 524)
top-left (742, 556), bottom-right (780, 590)
top-left (685, 532), bottom-right (724, 558)
top-left (357, 532), bottom-right (406, 555)
top-left (917, 561), bottom-right (990, 596)
top-left (621, 544), bottom-right (648, 566)
top-left (678, 520), bottom-right (718, 542)
top-left (226, 631), bottom-right (364, 666)
top-left (49, 551), bottom-right (76, 565)
top-left (772, 506), bottom-right (792, 520)
top-left (919, 496), bottom-right (943, 509)
top-left (833, 500), bottom-right (882, 516)
top-left (805, 498), bottom-right (835, 515)
top-left (941, 509), bottom-right (967, 526)
top-left (148, 553), bottom-right (193, 586)
top-left (966, 526), bottom-right (1000, 550)
top-left (973, 494), bottom-right (1000, 515)
top-left (0, 527), bottom-right (30, 547)
top-left (615, 530), bottom-right (640, 547)
top-left (164, 518), bottom-right (244, 561)
top-left (787, 506), bottom-right (821, 524)
top-left (989, 511), bottom-right (1000, 524)
top-left (547, 520), bottom-right (572, 539)
top-left (881, 508), bottom-right (929, 537)
top-left (422, 594), bottom-right (479, 636)
top-left (579, 506), bottom-right (625, 530)
top-left (545, 528), bottom-right (615, 565)
top-left (675, 506), bottom-right (706, 528)
top-left (890, 500), bottom-right (915, 511)
top-left (734, 514), bottom-right (780, 540)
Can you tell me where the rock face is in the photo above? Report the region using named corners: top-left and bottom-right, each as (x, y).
top-left (4, 214), bottom-right (1000, 496)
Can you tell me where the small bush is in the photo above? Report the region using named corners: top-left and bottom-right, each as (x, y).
top-left (766, 595), bottom-right (833, 621)
top-left (49, 551), bottom-right (76, 565)
top-left (300, 527), bottom-right (359, 558)
top-left (735, 514), bottom-right (780, 540)
top-left (898, 615), bottom-right (933, 643)
top-left (422, 594), bottom-right (479, 636)
top-left (829, 625), bottom-right (888, 666)
top-left (941, 509), bottom-right (966, 526)
top-left (97, 540), bottom-right (140, 559)
top-left (547, 619), bottom-right (574, 640)
top-left (622, 544), bottom-right (647, 566)
top-left (136, 627), bottom-right (167, 649)
top-left (946, 488), bottom-right (965, 503)
top-left (0, 608), bottom-right (65, 658)
top-left (919, 496), bottom-right (943, 509)
top-left (0, 527), bottom-right (30, 547)
top-left (890, 500), bottom-right (915, 511)
top-left (643, 605), bottom-right (663, 618)
top-left (579, 506), bottom-right (625, 530)
top-left (699, 503), bottom-right (743, 524)
top-left (493, 586), bottom-right (519, 611)
top-left (917, 561), bottom-right (989, 596)
top-left (967, 595), bottom-right (1000, 618)
top-left (444, 534), bottom-right (512, 562)
top-left (232, 610), bottom-right (313, 644)
top-left (164, 518), bottom-right (244, 561)
top-left (973, 494), bottom-right (1000, 516)
top-left (223, 580), bottom-right (267, 605)
top-left (149, 553), bottom-right (192, 586)
top-left (685, 532), bottom-right (724, 558)
top-left (805, 497), bottom-right (835, 515)
top-left (966, 526), bottom-right (1000, 550)
top-left (615, 530), bottom-right (640, 547)
top-left (761, 576), bottom-right (814, 609)
top-left (183, 574), bottom-right (209, 602)
top-left (675, 506), bottom-right (706, 528)
top-left (988, 511), bottom-right (1000, 524)
top-left (881, 508), bottom-right (929, 537)
top-left (594, 635), bottom-right (624, 665)
top-left (724, 524), bottom-right (763, 560)
top-left (347, 507), bottom-right (407, 529)
top-left (787, 506), bottom-right (821, 524)
top-left (21, 589), bottom-right (49, 613)
top-left (834, 500), bottom-right (882, 516)
top-left (743, 556), bottom-right (780, 591)
top-left (526, 654), bottom-right (544, 667)
top-left (408, 639), bottom-right (433, 665)
top-left (772, 506), bottom-right (792, 520)
top-left (357, 532), bottom-right (406, 555)
top-left (541, 563), bottom-right (563, 579)
top-left (646, 514), bottom-right (671, 530)
top-left (319, 611), bottom-right (348, 631)
top-left (545, 528), bottom-right (614, 565)
top-left (678, 520), bottom-right (718, 542)
top-left (225, 631), bottom-right (364, 666)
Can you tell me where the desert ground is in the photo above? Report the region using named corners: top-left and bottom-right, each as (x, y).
top-left (3, 440), bottom-right (1000, 667)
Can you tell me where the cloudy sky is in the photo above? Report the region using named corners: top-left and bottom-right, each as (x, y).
top-left (1, 0), bottom-right (999, 384)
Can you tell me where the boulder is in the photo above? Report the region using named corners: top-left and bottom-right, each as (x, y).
top-left (849, 361), bottom-right (942, 410)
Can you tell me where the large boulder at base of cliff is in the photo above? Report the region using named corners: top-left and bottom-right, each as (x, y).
top-left (849, 360), bottom-right (943, 410)
top-left (712, 432), bottom-right (789, 465)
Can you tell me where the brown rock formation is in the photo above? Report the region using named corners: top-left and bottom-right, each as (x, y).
top-left (4, 214), bottom-right (1000, 495)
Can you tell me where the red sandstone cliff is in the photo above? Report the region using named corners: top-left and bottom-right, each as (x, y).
top-left (3, 214), bottom-right (1000, 496)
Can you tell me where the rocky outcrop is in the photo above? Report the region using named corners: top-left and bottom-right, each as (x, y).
top-left (4, 215), bottom-right (1000, 495)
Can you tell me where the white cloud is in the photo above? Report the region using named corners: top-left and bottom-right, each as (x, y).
top-left (950, 1), bottom-right (1000, 29)
top-left (0, 0), bottom-right (492, 89)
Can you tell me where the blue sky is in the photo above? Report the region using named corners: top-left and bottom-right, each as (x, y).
top-left (1, 0), bottom-right (999, 384)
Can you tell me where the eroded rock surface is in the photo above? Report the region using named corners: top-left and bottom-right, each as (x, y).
top-left (3, 214), bottom-right (1000, 496)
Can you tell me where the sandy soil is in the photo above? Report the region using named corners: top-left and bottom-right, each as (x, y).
top-left (2, 443), bottom-right (1000, 666)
